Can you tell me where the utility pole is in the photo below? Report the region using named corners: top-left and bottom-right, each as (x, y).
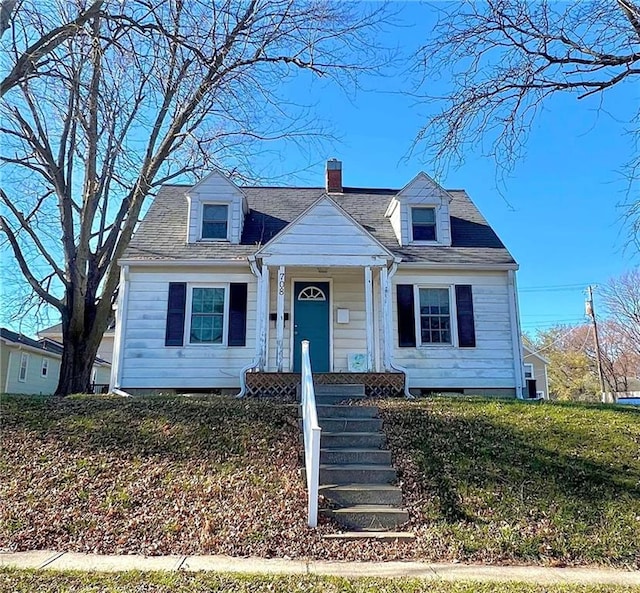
top-left (586, 285), bottom-right (607, 403)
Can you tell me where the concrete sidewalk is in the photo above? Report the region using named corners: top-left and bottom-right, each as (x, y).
top-left (1, 551), bottom-right (639, 586)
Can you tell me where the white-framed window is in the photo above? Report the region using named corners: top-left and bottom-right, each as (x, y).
top-left (41, 358), bottom-right (49, 378)
top-left (416, 286), bottom-right (453, 345)
top-left (188, 285), bottom-right (227, 344)
top-left (18, 353), bottom-right (28, 382)
top-left (201, 203), bottom-right (229, 240)
top-left (411, 207), bottom-right (437, 242)
top-left (524, 363), bottom-right (534, 379)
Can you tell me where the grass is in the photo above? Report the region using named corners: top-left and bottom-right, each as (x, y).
top-left (1, 569), bottom-right (638, 593)
top-left (1, 394), bottom-right (638, 566)
top-left (377, 397), bottom-right (640, 568)
top-left (0, 395), bottom-right (314, 557)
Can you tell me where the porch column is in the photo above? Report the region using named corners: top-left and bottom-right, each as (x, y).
top-left (364, 266), bottom-right (374, 372)
top-left (259, 264), bottom-right (270, 370)
top-left (275, 265), bottom-right (286, 372)
top-left (379, 265), bottom-right (391, 371)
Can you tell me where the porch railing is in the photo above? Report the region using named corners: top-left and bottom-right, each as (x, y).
top-left (300, 339), bottom-right (321, 528)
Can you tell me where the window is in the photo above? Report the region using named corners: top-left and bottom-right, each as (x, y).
top-left (398, 283), bottom-right (475, 349)
top-left (298, 286), bottom-right (326, 301)
top-left (18, 353), bottom-right (28, 382)
top-left (165, 282), bottom-right (248, 348)
top-left (190, 287), bottom-right (225, 344)
top-left (41, 358), bottom-right (49, 378)
top-left (201, 204), bottom-right (228, 240)
top-left (524, 364), bottom-right (534, 379)
top-left (411, 207), bottom-right (437, 241)
top-left (418, 287), bottom-right (451, 344)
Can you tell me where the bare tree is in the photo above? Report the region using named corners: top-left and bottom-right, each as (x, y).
top-left (600, 268), bottom-right (640, 353)
top-left (1, 1), bottom-right (104, 95)
top-left (1, 0), bottom-right (390, 395)
top-left (415, 0), bottom-right (640, 240)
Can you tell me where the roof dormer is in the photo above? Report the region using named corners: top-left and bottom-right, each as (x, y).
top-left (185, 170), bottom-right (248, 245)
top-left (385, 172), bottom-right (453, 247)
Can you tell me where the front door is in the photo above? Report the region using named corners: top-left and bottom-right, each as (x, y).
top-left (293, 281), bottom-right (330, 372)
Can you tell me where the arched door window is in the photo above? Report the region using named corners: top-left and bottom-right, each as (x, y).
top-left (297, 286), bottom-right (326, 301)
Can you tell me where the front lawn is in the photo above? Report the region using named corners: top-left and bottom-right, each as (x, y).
top-left (0, 395), bottom-right (313, 557)
top-left (1, 569), bottom-right (637, 593)
top-left (1, 394), bottom-right (638, 567)
top-left (378, 398), bottom-right (640, 568)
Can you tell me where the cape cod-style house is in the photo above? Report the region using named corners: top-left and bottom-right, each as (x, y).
top-left (110, 160), bottom-right (525, 398)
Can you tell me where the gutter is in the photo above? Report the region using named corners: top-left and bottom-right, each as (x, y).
top-left (236, 256), bottom-right (263, 398)
top-left (117, 258), bottom-right (251, 267)
top-left (397, 261), bottom-right (519, 271)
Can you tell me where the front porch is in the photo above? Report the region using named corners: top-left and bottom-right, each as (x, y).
top-left (245, 371), bottom-right (405, 400)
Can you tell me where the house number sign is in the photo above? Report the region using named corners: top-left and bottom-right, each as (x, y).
top-left (278, 269), bottom-right (286, 295)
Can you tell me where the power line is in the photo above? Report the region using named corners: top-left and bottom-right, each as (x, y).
top-left (518, 282), bottom-right (591, 292)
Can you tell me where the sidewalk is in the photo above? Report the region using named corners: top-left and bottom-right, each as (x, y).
top-left (1, 551), bottom-right (639, 586)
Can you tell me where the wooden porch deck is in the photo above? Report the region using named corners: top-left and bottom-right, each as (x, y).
top-left (245, 371), bottom-right (404, 400)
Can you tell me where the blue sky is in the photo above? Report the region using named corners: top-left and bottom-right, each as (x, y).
top-left (248, 2), bottom-right (638, 337)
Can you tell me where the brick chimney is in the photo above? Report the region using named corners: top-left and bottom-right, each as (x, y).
top-left (326, 158), bottom-right (342, 193)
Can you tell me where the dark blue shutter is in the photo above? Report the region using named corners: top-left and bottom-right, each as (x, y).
top-left (396, 284), bottom-right (416, 347)
top-left (455, 285), bottom-right (476, 347)
top-left (165, 283), bottom-right (186, 346)
top-left (228, 283), bottom-right (248, 347)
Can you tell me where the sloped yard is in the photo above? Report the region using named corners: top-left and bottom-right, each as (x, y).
top-left (1, 395), bottom-right (638, 567)
top-left (378, 398), bottom-right (640, 568)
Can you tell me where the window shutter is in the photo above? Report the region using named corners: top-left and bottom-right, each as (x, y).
top-left (165, 283), bottom-right (186, 346)
top-left (396, 284), bottom-right (416, 347)
top-left (455, 285), bottom-right (476, 347)
top-left (228, 283), bottom-right (248, 347)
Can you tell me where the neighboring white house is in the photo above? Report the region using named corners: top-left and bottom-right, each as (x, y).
top-left (38, 322), bottom-right (115, 364)
top-left (110, 160), bottom-right (526, 397)
top-left (1, 327), bottom-right (111, 395)
top-left (523, 343), bottom-right (550, 399)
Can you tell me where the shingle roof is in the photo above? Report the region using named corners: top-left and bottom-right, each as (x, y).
top-left (124, 185), bottom-right (516, 266)
top-left (0, 327), bottom-right (64, 355)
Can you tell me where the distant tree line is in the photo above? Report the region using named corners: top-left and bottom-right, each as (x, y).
top-left (530, 269), bottom-right (640, 401)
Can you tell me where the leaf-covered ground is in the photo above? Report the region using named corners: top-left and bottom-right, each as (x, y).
top-left (1, 395), bottom-right (639, 567)
top-left (1, 569), bottom-right (637, 593)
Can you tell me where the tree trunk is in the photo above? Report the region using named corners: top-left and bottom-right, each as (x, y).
top-left (56, 338), bottom-right (97, 395)
top-left (55, 300), bottom-right (112, 396)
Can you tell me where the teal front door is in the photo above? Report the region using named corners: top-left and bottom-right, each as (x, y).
top-left (293, 281), bottom-right (330, 373)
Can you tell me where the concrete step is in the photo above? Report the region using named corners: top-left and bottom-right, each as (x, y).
top-left (323, 531), bottom-right (415, 542)
top-left (321, 432), bottom-right (386, 449)
top-left (320, 483), bottom-right (403, 507)
top-left (316, 417), bottom-right (383, 433)
top-left (316, 404), bottom-right (379, 419)
top-left (319, 464), bottom-right (397, 485)
top-left (320, 505), bottom-right (409, 531)
top-left (315, 395), bottom-right (367, 405)
top-left (320, 448), bottom-right (392, 465)
top-left (314, 384), bottom-right (365, 396)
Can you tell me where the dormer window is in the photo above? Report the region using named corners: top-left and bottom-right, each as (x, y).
top-left (201, 204), bottom-right (228, 240)
top-left (411, 207), bottom-right (437, 241)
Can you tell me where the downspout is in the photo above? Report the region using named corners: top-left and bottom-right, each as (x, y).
top-left (110, 264), bottom-right (129, 393)
top-left (237, 256), bottom-right (263, 398)
top-left (508, 269), bottom-right (525, 399)
top-left (386, 260), bottom-right (413, 398)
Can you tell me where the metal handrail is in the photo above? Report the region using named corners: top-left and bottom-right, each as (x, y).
top-left (300, 339), bottom-right (321, 528)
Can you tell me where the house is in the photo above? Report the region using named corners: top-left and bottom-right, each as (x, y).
top-left (110, 160), bottom-right (525, 398)
top-left (0, 327), bottom-right (111, 395)
top-left (523, 343), bottom-right (549, 399)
